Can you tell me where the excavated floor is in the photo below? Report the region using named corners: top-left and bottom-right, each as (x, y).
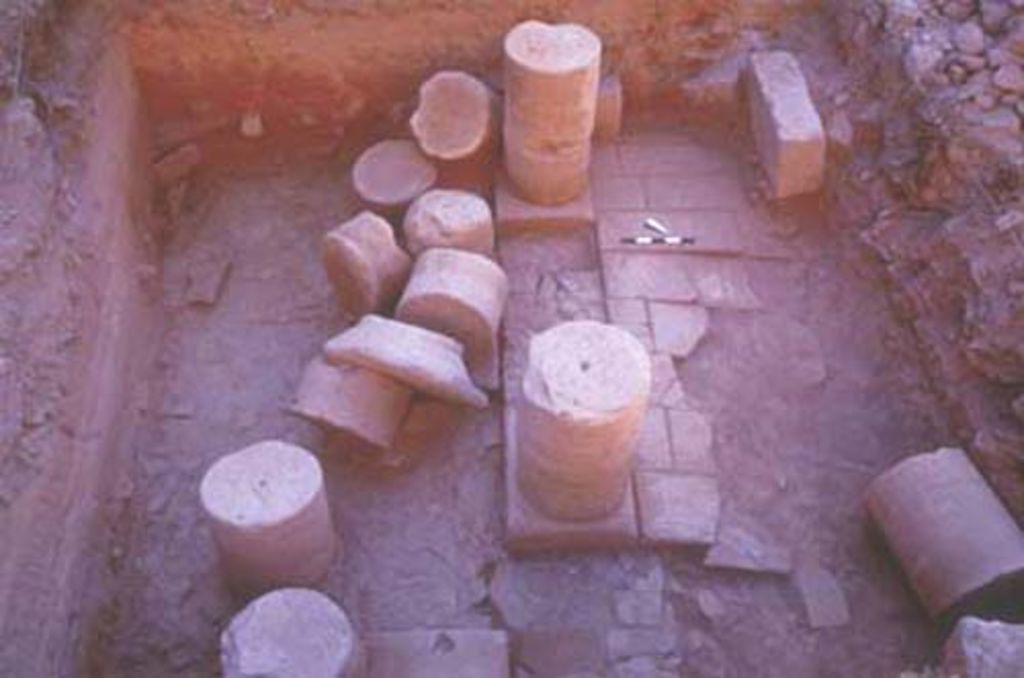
top-left (102, 124), bottom-right (950, 677)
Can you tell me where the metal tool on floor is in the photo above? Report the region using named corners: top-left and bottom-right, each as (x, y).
top-left (619, 217), bottom-right (696, 247)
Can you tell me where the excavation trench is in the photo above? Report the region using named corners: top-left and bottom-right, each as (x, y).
top-left (1, 3), bottom-right (999, 677)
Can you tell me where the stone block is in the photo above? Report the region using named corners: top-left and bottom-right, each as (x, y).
top-left (634, 470), bottom-right (720, 545)
top-left (402, 189), bottom-right (495, 257)
top-left (322, 211), bottom-right (412, 317)
top-left (504, 407), bottom-right (640, 552)
top-left (746, 51), bottom-right (826, 198)
top-left (410, 70), bottom-right (495, 161)
top-left (353, 139), bottom-right (437, 209)
top-left (495, 171), bottom-right (595, 232)
top-left (366, 629), bottom-right (510, 678)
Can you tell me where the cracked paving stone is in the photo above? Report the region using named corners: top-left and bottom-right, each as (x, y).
top-left (649, 302), bottom-right (710, 358)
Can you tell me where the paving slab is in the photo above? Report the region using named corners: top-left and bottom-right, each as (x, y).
top-left (666, 409), bottom-right (716, 474)
top-left (513, 630), bottom-right (605, 677)
top-left (649, 354), bottom-right (694, 411)
top-left (596, 210), bottom-right (743, 256)
top-left (634, 470), bottom-right (721, 546)
top-left (633, 407), bottom-right (673, 470)
top-left (703, 523), bottom-right (792, 574)
top-left (601, 251), bottom-right (698, 303)
top-left (496, 172), bottom-right (595, 233)
top-left (366, 629), bottom-right (510, 678)
top-left (606, 298), bottom-right (649, 325)
top-left (644, 174), bottom-right (748, 210)
top-left (649, 302), bottom-right (710, 358)
top-left (793, 559), bottom-right (850, 629)
top-left (677, 255), bottom-right (762, 310)
top-left (617, 141), bottom-right (731, 177)
top-left (592, 174), bottom-right (646, 210)
top-left (504, 407), bottom-right (640, 552)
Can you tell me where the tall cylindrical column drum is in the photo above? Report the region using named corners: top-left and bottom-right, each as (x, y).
top-left (865, 447), bottom-right (1024, 618)
top-left (502, 21), bottom-right (601, 205)
top-left (200, 440), bottom-right (336, 594)
top-left (517, 321), bottom-right (651, 520)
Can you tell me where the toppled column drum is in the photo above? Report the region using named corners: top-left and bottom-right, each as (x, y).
top-left (402, 189), bottom-right (495, 257)
top-left (865, 447), bottom-right (1024, 618)
top-left (221, 588), bottom-right (360, 678)
top-left (410, 71), bottom-right (496, 162)
top-left (502, 21), bottom-right (601, 205)
top-left (517, 321), bottom-right (651, 520)
top-left (396, 248), bottom-right (509, 390)
top-left (352, 139), bottom-right (437, 210)
top-left (322, 211), bottom-right (411, 317)
top-left (200, 441), bottom-right (336, 593)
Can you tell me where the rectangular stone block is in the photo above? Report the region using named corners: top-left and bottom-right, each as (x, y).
top-left (366, 629), bottom-right (511, 678)
top-left (746, 51), bottom-right (826, 199)
top-left (496, 171), bottom-right (595, 232)
top-left (504, 407), bottom-right (640, 552)
top-left (635, 470), bottom-right (721, 546)
top-left (601, 251), bottom-right (698, 303)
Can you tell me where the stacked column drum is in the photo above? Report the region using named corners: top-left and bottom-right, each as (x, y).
top-left (503, 21), bottom-right (601, 205)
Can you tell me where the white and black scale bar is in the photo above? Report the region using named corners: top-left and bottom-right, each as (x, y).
top-left (619, 235), bottom-right (697, 246)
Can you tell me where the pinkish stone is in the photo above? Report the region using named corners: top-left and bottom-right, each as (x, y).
top-left (411, 71), bottom-right (495, 161)
top-left (352, 139), bottom-right (437, 209)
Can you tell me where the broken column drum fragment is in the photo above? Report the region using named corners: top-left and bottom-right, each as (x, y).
top-left (396, 248), bottom-right (508, 390)
top-left (517, 320), bottom-right (652, 520)
top-left (503, 21), bottom-right (601, 205)
top-left (324, 314), bottom-right (488, 408)
top-left (221, 588), bottom-right (360, 678)
top-left (292, 356), bottom-right (414, 449)
top-left (865, 447), bottom-right (1024, 619)
top-left (410, 70), bottom-right (496, 161)
top-left (402, 188), bottom-right (496, 257)
top-left (200, 441), bottom-right (336, 594)
top-left (322, 211), bottom-right (412, 317)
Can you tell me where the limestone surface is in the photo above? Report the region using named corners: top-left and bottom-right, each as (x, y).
top-left (292, 356), bottom-right (414, 448)
top-left (221, 588), bottom-right (359, 678)
top-left (410, 70), bottom-right (495, 161)
top-left (322, 211), bottom-right (412, 316)
top-left (324, 314), bottom-right (488, 408)
top-left (746, 50), bottom-right (826, 198)
top-left (200, 441), bottom-right (336, 592)
top-left (634, 470), bottom-right (720, 545)
top-left (518, 320), bottom-right (651, 520)
top-left (352, 139), bottom-right (437, 208)
top-left (396, 248), bottom-right (508, 389)
top-left (944, 617), bottom-right (1024, 678)
top-left (402, 189), bottom-right (495, 257)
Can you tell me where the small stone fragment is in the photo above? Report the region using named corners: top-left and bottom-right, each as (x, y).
top-left (200, 441), bottom-right (336, 593)
top-left (594, 74), bottom-right (623, 143)
top-left (292, 356), bottom-right (414, 449)
top-left (402, 189), bottom-right (495, 257)
top-left (953, 22), bottom-right (987, 56)
top-left (240, 110), bottom-right (264, 138)
top-left (793, 559), bottom-right (850, 629)
top-left (635, 470), bottom-right (720, 545)
top-left (153, 142), bottom-right (202, 188)
top-left (648, 302), bottom-right (710, 358)
top-left (410, 70), bottom-right (495, 161)
top-left (322, 211), bottom-right (412, 317)
top-left (221, 588), bottom-right (360, 678)
top-left (746, 51), bottom-right (826, 199)
top-left (943, 616), bottom-right (1024, 678)
top-left (352, 139), bottom-right (437, 209)
top-left (324, 314), bottom-right (488, 408)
